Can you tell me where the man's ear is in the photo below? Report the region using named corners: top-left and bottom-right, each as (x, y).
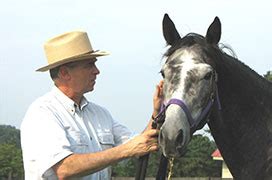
top-left (58, 66), bottom-right (71, 80)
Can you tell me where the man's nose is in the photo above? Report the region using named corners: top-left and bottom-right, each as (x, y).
top-left (93, 65), bottom-right (100, 74)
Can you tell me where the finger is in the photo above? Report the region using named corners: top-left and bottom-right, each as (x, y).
top-left (157, 81), bottom-right (164, 97)
top-left (148, 144), bottom-right (159, 152)
top-left (146, 129), bottom-right (159, 136)
top-left (154, 80), bottom-right (164, 97)
top-left (158, 80), bottom-right (164, 88)
top-left (145, 129), bottom-right (159, 137)
top-left (154, 84), bottom-right (160, 98)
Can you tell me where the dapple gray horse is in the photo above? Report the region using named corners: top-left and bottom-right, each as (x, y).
top-left (160, 14), bottom-right (272, 180)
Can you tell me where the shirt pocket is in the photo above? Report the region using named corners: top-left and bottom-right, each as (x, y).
top-left (66, 131), bottom-right (89, 153)
top-left (97, 132), bottom-right (115, 150)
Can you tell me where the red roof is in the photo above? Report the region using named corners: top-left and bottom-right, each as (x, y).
top-left (211, 149), bottom-right (222, 157)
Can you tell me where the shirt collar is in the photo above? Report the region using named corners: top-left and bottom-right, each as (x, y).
top-left (51, 86), bottom-right (89, 115)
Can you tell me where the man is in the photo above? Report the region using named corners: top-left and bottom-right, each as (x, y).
top-left (21, 30), bottom-right (163, 180)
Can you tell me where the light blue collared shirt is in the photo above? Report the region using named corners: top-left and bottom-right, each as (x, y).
top-left (21, 86), bottom-right (133, 180)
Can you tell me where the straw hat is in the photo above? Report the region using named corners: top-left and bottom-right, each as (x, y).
top-left (36, 30), bottom-right (109, 72)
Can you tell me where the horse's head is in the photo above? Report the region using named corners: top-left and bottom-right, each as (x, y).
top-left (159, 14), bottom-right (221, 158)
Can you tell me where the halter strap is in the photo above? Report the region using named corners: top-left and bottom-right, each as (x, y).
top-left (153, 85), bottom-right (221, 133)
top-left (164, 98), bottom-right (213, 132)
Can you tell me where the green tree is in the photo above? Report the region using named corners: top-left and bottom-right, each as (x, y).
top-left (112, 134), bottom-right (221, 177)
top-left (0, 125), bottom-right (21, 148)
top-left (264, 71), bottom-right (272, 82)
top-left (0, 144), bottom-right (24, 179)
top-left (112, 158), bottom-right (137, 177)
top-left (0, 125), bottom-right (24, 179)
top-left (171, 135), bottom-right (220, 177)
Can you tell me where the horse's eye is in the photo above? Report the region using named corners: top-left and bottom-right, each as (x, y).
top-left (204, 71), bottom-right (212, 80)
top-left (160, 70), bottom-right (165, 78)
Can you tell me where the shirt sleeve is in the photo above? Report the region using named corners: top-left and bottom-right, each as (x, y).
top-left (21, 102), bottom-right (73, 178)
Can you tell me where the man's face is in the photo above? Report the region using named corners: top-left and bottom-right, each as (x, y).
top-left (65, 58), bottom-right (100, 94)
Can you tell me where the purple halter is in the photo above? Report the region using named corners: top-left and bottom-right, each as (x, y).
top-left (152, 85), bottom-right (221, 133)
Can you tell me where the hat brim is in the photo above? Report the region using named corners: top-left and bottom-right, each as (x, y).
top-left (36, 50), bottom-right (109, 72)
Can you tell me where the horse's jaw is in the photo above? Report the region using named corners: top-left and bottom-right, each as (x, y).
top-left (159, 105), bottom-right (191, 158)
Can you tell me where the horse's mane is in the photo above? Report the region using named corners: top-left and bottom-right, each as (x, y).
top-left (219, 47), bottom-right (272, 90)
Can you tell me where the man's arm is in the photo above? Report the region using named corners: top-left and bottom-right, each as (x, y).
top-left (53, 129), bottom-right (159, 179)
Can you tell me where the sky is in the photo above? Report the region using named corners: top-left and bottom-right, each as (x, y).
top-left (1, 0), bottom-right (272, 135)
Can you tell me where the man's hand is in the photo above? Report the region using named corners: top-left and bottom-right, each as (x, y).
top-left (53, 129), bottom-right (159, 179)
top-left (124, 129), bottom-right (159, 157)
top-left (153, 80), bottom-right (164, 118)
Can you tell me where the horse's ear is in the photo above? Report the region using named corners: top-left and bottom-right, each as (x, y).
top-left (162, 13), bottom-right (181, 46)
top-left (205, 17), bottom-right (221, 45)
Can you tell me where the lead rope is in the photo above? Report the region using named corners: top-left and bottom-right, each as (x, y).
top-left (167, 157), bottom-right (175, 180)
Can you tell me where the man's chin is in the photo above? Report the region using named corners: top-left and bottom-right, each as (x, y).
top-left (88, 87), bottom-right (95, 92)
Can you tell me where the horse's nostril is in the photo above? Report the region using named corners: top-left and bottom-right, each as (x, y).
top-left (175, 130), bottom-right (187, 156)
top-left (175, 130), bottom-right (184, 148)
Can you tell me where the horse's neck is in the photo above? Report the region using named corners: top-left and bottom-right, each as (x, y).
top-left (209, 54), bottom-right (272, 180)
